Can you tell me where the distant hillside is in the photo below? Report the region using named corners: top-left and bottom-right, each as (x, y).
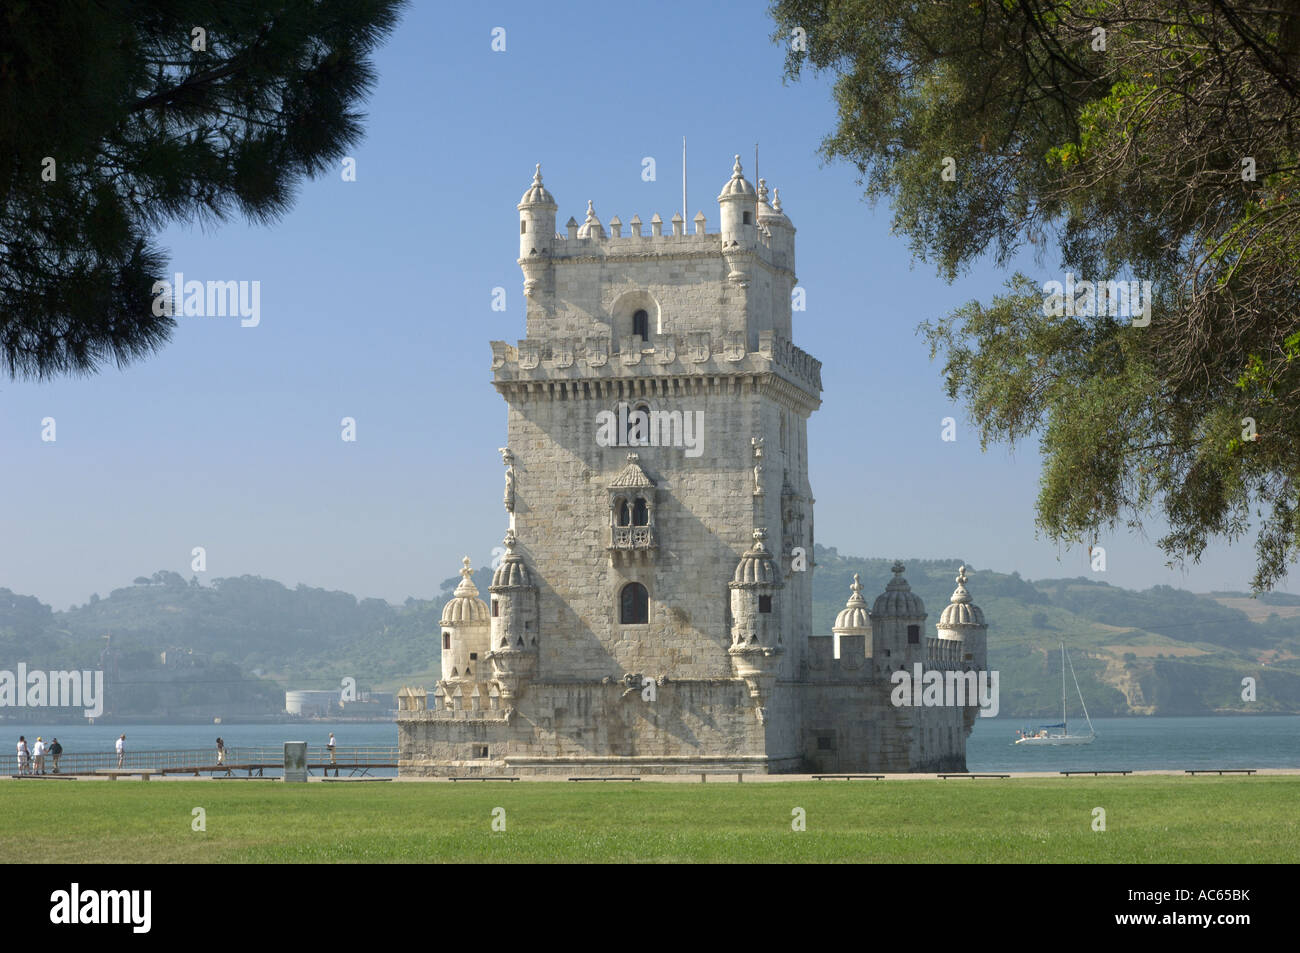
top-left (4, 552), bottom-right (1300, 717)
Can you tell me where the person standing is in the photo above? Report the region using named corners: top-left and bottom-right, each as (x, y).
top-left (115, 733), bottom-right (126, 769)
top-left (16, 736), bottom-right (29, 776)
top-left (49, 738), bottom-right (62, 774)
top-left (215, 737), bottom-right (225, 765)
top-left (32, 737), bottom-right (45, 775)
top-left (327, 732), bottom-right (336, 766)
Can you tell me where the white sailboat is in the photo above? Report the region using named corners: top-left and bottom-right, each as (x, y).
top-left (1015, 641), bottom-right (1096, 745)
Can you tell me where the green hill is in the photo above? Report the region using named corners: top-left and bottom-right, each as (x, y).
top-left (4, 550), bottom-right (1300, 717)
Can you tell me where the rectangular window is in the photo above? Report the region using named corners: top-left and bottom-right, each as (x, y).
top-left (907, 624), bottom-right (920, 644)
top-left (758, 595), bottom-right (772, 614)
top-left (817, 734), bottom-right (834, 751)
top-left (469, 653), bottom-right (477, 660)
top-left (520, 221), bottom-right (526, 234)
top-left (442, 632), bottom-right (450, 650)
top-left (473, 745), bottom-right (489, 759)
top-left (492, 600), bottom-right (499, 617)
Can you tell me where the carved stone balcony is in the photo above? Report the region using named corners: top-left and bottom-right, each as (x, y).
top-left (608, 525), bottom-right (656, 566)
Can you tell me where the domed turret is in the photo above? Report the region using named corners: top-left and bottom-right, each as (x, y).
top-left (870, 561), bottom-right (927, 664)
top-left (936, 565), bottom-right (989, 669)
top-left (938, 565), bottom-right (985, 628)
top-left (517, 164), bottom-right (557, 296)
top-left (439, 557), bottom-right (491, 690)
top-left (872, 561), bottom-right (926, 618)
top-left (486, 530), bottom-right (539, 706)
top-left (441, 557), bottom-right (489, 625)
top-left (833, 574), bottom-right (871, 632)
top-left (728, 529), bottom-right (784, 722)
top-left (717, 155), bottom-right (758, 283)
top-left (731, 528), bottom-right (781, 588)
top-left (830, 573), bottom-right (872, 662)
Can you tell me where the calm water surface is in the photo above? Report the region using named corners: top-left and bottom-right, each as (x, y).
top-left (4, 716), bottom-right (1297, 773)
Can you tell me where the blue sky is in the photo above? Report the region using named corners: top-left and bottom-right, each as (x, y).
top-left (0, 0), bottom-right (1281, 609)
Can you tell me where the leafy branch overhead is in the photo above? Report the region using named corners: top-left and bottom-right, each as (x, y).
top-left (0, 0), bottom-right (405, 379)
top-left (772, 0), bottom-right (1300, 589)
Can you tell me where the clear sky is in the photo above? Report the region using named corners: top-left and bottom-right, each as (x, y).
top-left (1, 0), bottom-right (1284, 610)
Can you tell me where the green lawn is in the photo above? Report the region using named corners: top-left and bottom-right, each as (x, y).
top-left (2, 776), bottom-right (1296, 863)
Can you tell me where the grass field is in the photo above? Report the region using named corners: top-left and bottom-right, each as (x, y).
top-left (2, 777), bottom-right (1297, 863)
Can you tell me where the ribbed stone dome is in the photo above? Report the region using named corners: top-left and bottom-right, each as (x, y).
top-left (490, 532), bottom-right (533, 589)
top-left (518, 164), bottom-right (555, 207)
top-left (731, 529), bottom-right (779, 587)
top-left (441, 557), bottom-right (488, 625)
top-left (833, 574), bottom-right (871, 631)
top-left (717, 155), bottom-right (756, 198)
top-left (938, 565), bottom-right (986, 627)
top-left (872, 561), bottom-right (926, 618)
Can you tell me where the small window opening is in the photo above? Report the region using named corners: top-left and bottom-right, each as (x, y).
top-left (758, 595), bottom-right (772, 614)
top-left (492, 599), bottom-right (499, 618)
top-left (632, 309), bottom-right (649, 339)
top-left (632, 498), bottom-right (649, 526)
top-left (442, 632), bottom-right (450, 650)
top-left (907, 624), bottom-right (920, 645)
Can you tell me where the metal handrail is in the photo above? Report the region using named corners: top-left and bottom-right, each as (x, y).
top-left (2, 745), bottom-right (398, 775)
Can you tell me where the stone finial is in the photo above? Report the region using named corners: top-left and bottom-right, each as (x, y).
top-left (532, 163), bottom-right (542, 185)
top-left (732, 154), bottom-right (743, 177)
top-left (693, 211), bottom-right (706, 234)
top-left (609, 215), bottom-right (622, 237)
top-left (650, 213), bottom-right (663, 236)
top-left (461, 556), bottom-right (473, 578)
top-left (772, 188), bottom-right (782, 213)
top-left (627, 452), bottom-right (639, 463)
top-left (758, 178), bottom-right (769, 204)
top-left (891, 560), bottom-right (906, 575)
top-left (851, 573), bottom-right (861, 594)
top-left (629, 214), bottom-right (643, 237)
top-left (503, 528), bottom-right (518, 550)
top-left (671, 212), bottom-right (684, 236)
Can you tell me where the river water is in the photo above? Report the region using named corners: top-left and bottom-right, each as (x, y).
top-left (3, 715), bottom-right (1296, 773)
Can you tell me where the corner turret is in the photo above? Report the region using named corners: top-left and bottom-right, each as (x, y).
top-left (517, 164), bottom-right (557, 297)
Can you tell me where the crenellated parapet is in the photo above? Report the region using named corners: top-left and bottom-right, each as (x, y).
top-left (489, 329), bottom-right (821, 405)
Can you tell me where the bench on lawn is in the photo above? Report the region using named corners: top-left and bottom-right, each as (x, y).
top-left (1061, 770), bottom-right (1132, 776)
top-left (568, 776), bottom-right (641, 782)
top-left (813, 774), bottom-right (884, 780)
top-left (939, 773), bottom-right (1010, 779)
top-left (448, 776), bottom-right (520, 782)
top-left (1185, 768), bottom-right (1257, 776)
top-left (94, 769), bottom-right (157, 781)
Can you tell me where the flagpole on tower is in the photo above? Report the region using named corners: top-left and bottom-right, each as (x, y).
top-left (682, 136), bottom-right (687, 226)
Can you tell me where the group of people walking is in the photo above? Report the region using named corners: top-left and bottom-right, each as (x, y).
top-left (14, 736), bottom-right (62, 774)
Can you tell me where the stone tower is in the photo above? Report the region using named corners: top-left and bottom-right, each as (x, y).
top-left (397, 158), bottom-right (986, 775)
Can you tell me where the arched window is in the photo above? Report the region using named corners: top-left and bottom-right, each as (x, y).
top-left (632, 309), bottom-right (649, 339)
top-left (616, 499), bottom-right (631, 527)
top-left (619, 582), bottom-right (649, 624)
top-left (632, 497), bottom-right (649, 526)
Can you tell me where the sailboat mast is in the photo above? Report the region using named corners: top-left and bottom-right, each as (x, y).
top-left (1061, 641), bottom-right (1067, 734)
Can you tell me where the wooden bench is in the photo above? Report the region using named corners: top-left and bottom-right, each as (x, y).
top-left (813, 774), bottom-right (884, 780)
top-left (1061, 770), bottom-right (1132, 776)
top-left (568, 776), bottom-right (641, 782)
top-left (12, 774), bottom-right (77, 780)
top-left (449, 776), bottom-right (520, 782)
top-left (939, 773), bottom-right (1010, 779)
top-left (1185, 768), bottom-right (1257, 776)
top-left (95, 769), bottom-right (157, 781)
